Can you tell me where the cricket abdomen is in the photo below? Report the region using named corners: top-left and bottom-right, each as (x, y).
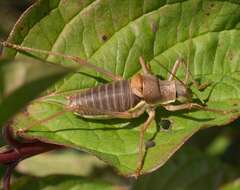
top-left (68, 80), bottom-right (141, 115)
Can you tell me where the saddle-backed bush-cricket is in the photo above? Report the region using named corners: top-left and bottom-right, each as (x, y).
top-left (1, 41), bottom-right (230, 177)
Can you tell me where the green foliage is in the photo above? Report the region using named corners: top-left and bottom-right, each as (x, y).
top-left (3, 0), bottom-right (240, 176)
top-left (221, 179), bottom-right (240, 190)
top-left (17, 150), bottom-right (105, 177)
top-left (132, 146), bottom-right (237, 190)
top-left (0, 59), bottom-right (73, 127)
top-left (10, 175), bottom-right (115, 190)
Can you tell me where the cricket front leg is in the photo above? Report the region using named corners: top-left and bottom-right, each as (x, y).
top-left (135, 109), bottom-right (155, 177)
top-left (168, 59), bottom-right (186, 81)
top-left (139, 56), bottom-right (153, 75)
top-left (168, 58), bottom-right (210, 90)
top-left (163, 103), bottom-right (229, 114)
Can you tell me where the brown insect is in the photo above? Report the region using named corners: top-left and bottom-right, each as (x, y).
top-left (1, 42), bottom-right (229, 177)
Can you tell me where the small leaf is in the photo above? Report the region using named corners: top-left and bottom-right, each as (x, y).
top-left (4, 0), bottom-right (240, 175)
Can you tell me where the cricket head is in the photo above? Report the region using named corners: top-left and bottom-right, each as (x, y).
top-left (175, 80), bottom-right (192, 103)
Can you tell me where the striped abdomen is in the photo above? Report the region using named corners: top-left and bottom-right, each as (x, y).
top-left (68, 80), bottom-right (140, 116)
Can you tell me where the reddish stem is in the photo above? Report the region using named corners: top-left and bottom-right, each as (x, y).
top-left (0, 141), bottom-right (64, 164)
top-left (0, 123), bottom-right (65, 190)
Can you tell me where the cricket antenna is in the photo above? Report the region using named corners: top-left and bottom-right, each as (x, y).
top-left (1, 41), bottom-right (122, 81)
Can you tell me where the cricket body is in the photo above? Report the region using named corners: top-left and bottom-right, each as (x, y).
top-left (2, 42), bottom-right (225, 177)
top-left (67, 58), bottom-right (193, 120)
top-left (65, 57), bottom-right (198, 177)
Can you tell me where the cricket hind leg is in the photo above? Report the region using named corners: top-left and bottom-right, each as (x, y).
top-left (2, 120), bottom-right (39, 156)
top-left (1, 42), bottom-right (123, 81)
top-left (18, 101), bottom-right (147, 134)
top-left (16, 107), bottom-right (74, 134)
top-left (135, 109), bottom-right (155, 177)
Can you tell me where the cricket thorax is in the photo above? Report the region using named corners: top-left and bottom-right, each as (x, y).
top-left (131, 74), bottom-right (176, 105)
top-left (143, 75), bottom-right (176, 104)
top-left (67, 80), bottom-right (141, 115)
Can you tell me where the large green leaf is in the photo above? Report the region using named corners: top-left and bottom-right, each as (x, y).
top-left (4, 0), bottom-right (240, 175)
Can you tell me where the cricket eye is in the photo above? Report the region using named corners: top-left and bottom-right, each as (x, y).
top-left (131, 74), bottom-right (144, 97)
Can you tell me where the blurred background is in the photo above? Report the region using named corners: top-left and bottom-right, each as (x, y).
top-left (0, 1), bottom-right (34, 41)
top-left (0, 1), bottom-right (239, 189)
